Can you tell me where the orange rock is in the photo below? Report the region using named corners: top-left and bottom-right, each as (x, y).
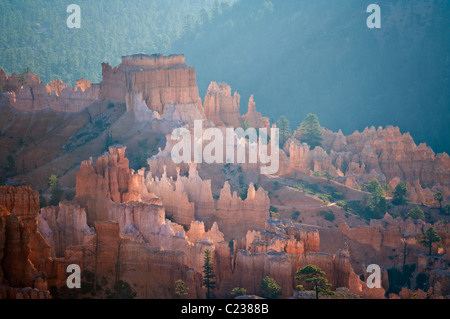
top-left (203, 82), bottom-right (243, 128)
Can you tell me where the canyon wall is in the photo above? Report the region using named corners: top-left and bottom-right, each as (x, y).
top-left (0, 186), bottom-right (52, 299)
top-left (288, 126), bottom-right (450, 205)
top-left (101, 53), bottom-right (203, 116)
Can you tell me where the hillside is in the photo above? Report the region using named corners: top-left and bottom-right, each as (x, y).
top-left (0, 0), bottom-right (235, 85)
top-left (171, 0), bottom-right (450, 153)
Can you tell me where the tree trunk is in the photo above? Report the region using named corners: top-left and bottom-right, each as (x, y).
top-left (402, 241), bottom-right (407, 273)
top-left (314, 280), bottom-right (319, 300)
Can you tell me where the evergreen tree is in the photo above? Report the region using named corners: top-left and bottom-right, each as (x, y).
top-left (49, 174), bottom-right (63, 206)
top-left (202, 249), bottom-right (216, 299)
top-left (419, 227), bottom-right (441, 256)
top-left (407, 206), bottom-right (425, 221)
top-left (296, 264), bottom-right (334, 299)
top-left (392, 182), bottom-right (409, 206)
top-left (434, 191), bottom-right (443, 211)
top-left (298, 113), bottom-right (323, 149)
top-left (276, 116), bottom-right (291, 148)
top-left (364, 179), bottom-right (387, 219)
top-left (260, 276), bottom-right (281, 299)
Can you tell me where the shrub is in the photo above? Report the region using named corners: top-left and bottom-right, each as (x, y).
top-left (320, 211), bottom-right (335, 222)
top-left (292, 211), bottom-right (301, 221)
top-left (231, 287), bottom-right (247, 297)
top-left (406, 206), bottom-right (425, 221)
top-left (260, 276), bottom-right (281, 299)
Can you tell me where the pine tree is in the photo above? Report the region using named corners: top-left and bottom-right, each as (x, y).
top-left (419, 227), bottom-right (441, 256)
top-left (260, 276), bottom-right (281, 299)
top-left (276, 116), bottom-right (291, 147)
top-left (364, 179), bottom-right (387, 219)
top-left (434, 191), bottom-right (443, 211)
top-left (48, 174), bottom-right (63, 206)
top-left (296, 265), bottom-right (334, 299)
top-left (407, 206), bottom-right (425, 221)
top-left (392, 182), bottom-right (409, 206)
top-left (202, 249), bottom-right (216, 299)
top-left (298, 113), bottom-right (323, 149)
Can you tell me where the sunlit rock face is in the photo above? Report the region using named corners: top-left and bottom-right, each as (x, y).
top-left (101, 53), bottom-right (203, 116)
top-left (288, 126), bottom-right (450, 205)
top-left (203, 82), bottom-right (243, 128)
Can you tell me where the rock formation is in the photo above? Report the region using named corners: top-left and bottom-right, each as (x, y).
top-left (9, 75), bottom-right (99, 113)
top-left (203, 82), bottom-right (243, 128)
top-left (288, 126), bottom-right (450, 205)
top-left (101, 53), bottom-right (203, 116)
top-left (0, 186), bottom-right (52, 299)
top-left (242, 95), bottom-right (270, 129)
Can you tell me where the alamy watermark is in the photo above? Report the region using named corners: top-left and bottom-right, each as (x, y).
top-left (366, 264), bottom-right (382, 288)
top-left (67, 4), bottom-right (81, 29)
top-left (66, 264), bottom-right (81, 289)
top-left (170, 121), bottom-right (280, 175)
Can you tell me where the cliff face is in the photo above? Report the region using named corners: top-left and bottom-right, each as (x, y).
top-left (10, 76), bottom-right (99, 113)
top-left (288, 126), bottom-right (450, 205)
top-left (101, 54), bottom-right (203, 116)
top-left (0, 186), bottom-right (52, 299)
top-left (203, 82), bottom-right (243, 128)
top-left (242, 95), bottom-right (270, 129)
top-left (146, 163), bottom-right (270, 241)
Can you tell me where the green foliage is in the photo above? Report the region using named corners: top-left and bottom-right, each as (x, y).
top-left (175, 280), bottom-right (189, 297)
top-left (312, 171), bottom-right (324, 178)
top-left (298, 113), bottom-right (323, 149)
top-left (337, 200), bottom-right (349, 210)
top-left (434, 191), bottom-right (443, 210)
top-left (295, 265), bottom-right (333, 299)
top-left (0, 0), bottom-right (235, 85)
top-left (292, 211), bottom-right (300, 221)
top-left (240, 186), bottom-right (249, 200)
top-left (231, 287), bottom-right (247, 297)
top-left (276, 116), bottom-right (291, 147)
top-left (260, 276), bottom-right (281, 299)
top-left (202, 249), bottom-right (216, 299)
top-left (364, 179), bottom-right (387, 220)
top-left (406, 206), bottom-right (425, 221)
top-left (319, 210), bottom-right (335, 222)
top-left (48, 174), bottom-right (63, 206)
top-left (392, 182), bottom-right (409, 206)
top-left (269, 206), bottom-right (279, 218)
top-left (419, 227), bottom-right (441, 256)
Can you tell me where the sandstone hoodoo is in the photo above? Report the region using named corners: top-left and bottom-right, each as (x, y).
top-left (1, 52), bottom-right (449, 300)
top-left (101, 53), bottom-right (203, 116)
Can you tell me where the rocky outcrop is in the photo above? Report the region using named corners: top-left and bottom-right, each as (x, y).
top-left (203, 82), bottom-right (243, 128)
top-left (38, 201), bottom-right (95, 258)
top-left (9, 76), bottom-right (99, 113)
top-left (287, 126), bottom-right (450, 205)
top-left (147, 163), bottom-right (270, 240)
top-left (214, 182), bottom-right (270, 240)
top-left (0, 186), bottom-right (52, 299)
top-left (75, 146), bottom-right (159, 224)
top-left (101, 53), bottom-right (203, 115)
top-left (242, 95), bottom-right (270, 129)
